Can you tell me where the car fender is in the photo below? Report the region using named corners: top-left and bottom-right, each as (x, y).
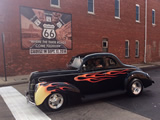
top-left (34, 82), bottom-right (80, 106)
top-left (124, 70), bottom-right (153, 89)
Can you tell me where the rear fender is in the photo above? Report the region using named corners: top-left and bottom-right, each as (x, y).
top-left (124, 71), bottom-right (153, 89)
top-left (34, 82), bottom-right (80, 106)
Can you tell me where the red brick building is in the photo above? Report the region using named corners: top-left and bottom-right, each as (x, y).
top-left (0, 0), bottom-right (160, 76)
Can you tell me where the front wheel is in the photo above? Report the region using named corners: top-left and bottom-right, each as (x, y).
top-left (44, 92), bottom-right (66, 111)
top-left (127, 79), bottom-right (143, 96)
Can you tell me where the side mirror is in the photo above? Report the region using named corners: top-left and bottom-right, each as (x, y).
top-left (66, 63), bottom-right (69, 68)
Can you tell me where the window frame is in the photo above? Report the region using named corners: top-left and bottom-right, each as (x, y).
top-left (88, 0), bottom-right (95, 14)
top-left (152, 9), bottom-right (156, 25)
top-left (136, 4), bottom-right (140, 23)
top-left (50, 0), bottom-right (60, 8)
top-left (135, 40), bottom-right (139, 57)
top-left (125, 40), bottom-right (130, 58)
top-left (115, 0), bottom-right (120, 19)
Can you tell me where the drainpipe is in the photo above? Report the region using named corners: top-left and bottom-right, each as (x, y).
top-left (144, 0), bottom-right (147, 63)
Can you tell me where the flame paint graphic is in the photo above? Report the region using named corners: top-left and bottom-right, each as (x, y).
top-left (39, 82), bottom-right (73, 92)
top-left (35, 82), bottom-right (77, 105)
top-left (74, 69), bottom-right (129, 83)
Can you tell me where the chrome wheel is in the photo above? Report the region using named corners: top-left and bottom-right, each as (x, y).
top-left (48, 93), bottom-right (64, 110)
top-left (131, 81), bottom-right (142, 95)
top-left (127, 79), bottom-right (143, 96)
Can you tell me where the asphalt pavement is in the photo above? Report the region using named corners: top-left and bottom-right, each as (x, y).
top-left (1, 84), bottom-right (151, 120)
top-left (105, 67), bottom-right (160, 120)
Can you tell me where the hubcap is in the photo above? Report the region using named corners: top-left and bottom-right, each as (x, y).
top-left (131, 81), bottom-right (142, 95)
top-left (48, 93), bottom-right (64, 109)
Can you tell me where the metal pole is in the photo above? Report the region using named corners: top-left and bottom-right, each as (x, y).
top-left (144, 0), bottom-right (148, 63)
top-left (1, 33), bottom-right (7, 81)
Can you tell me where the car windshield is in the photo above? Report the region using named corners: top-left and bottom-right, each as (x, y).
top-left (68, 56), bottom-right (83, 69)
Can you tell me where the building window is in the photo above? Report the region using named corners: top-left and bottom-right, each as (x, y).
top-left (102, 38), bottom-right (108, 52)
top-left (115, 0), bottom-right (120, 19)
top-left (136, 4), bottom-right (140, 22)
top-left (88, 0), bottom-right (94, 14)
top-left (50, 0), bottom-right (60, 8)
top-left (152, 9), bottom-right (155, 25)
top-left (135, 40), bottom-right (139, 57)
top-left (125, 40), bottom-right (129, 57)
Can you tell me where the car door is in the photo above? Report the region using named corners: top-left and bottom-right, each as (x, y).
top-left (93, 56), bottom-right (129, 92)
top-left (73, 56), bottom-right (107, 94)
top-left (74, 56), bottom-right (128, 94)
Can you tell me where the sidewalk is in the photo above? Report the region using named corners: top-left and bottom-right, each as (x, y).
top-left (0, 75), bottom-right (29, 87)
top-left (132, 62), bottom-right (160, 69)
top-left (0, 62), bottom-right (160, 87)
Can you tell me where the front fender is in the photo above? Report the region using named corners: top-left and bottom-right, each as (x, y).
top-left (124, 70), bottom-right (154, 89)
top-left (34, 82), bottom-right (80, 106)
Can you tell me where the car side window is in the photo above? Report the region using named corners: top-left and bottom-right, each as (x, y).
top-left (84, 58), bottom-right (104, 72)
top-left (103, 57), bottom-right (117, 69)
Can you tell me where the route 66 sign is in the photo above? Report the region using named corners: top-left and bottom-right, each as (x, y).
top-left (21, 6), bottom-right (72, 50)
top-left (42, 29), bottom-right (56, 39)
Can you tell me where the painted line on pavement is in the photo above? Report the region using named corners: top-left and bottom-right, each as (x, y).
top-left (0, 86), bottom-right (51, 120)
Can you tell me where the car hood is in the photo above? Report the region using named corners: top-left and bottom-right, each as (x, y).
top-left (30, 69), bottom-right (78, 81)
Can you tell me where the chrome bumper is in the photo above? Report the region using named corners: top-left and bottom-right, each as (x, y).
top-left (25, 91), bottom-right (36, 105)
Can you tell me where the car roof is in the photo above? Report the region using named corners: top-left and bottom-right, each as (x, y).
top-left (75, 52), bottom-right (116, 58)
top-left (74, 52), bottom-right (123, 65)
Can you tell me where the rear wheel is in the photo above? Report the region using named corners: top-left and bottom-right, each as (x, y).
top-left (127, 79), bottom-right (143, 96)
top-left (44, 92), bottom-right (66, 111)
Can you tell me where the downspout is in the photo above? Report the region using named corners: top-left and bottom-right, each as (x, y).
top-left (144, 0), bottom-right (147, 63)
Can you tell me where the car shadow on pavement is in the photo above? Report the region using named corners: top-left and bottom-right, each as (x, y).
top-left (39, 89), bottom-right (154, 114)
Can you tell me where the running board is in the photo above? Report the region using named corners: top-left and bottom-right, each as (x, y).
top-left (82, 90), bottom-right (126, 102)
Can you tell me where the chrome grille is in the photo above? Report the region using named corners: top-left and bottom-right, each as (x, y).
top-left (28, 79), bottom-right (36, 102)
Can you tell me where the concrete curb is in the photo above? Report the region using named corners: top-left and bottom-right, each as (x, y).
top-left (0, 81), bottom-right (28, 87)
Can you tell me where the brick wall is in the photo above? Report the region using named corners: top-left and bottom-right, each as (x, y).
top-left (0, 0), bottom-right (159, 76)
top-left (147, 0), bottom-right (160, 62)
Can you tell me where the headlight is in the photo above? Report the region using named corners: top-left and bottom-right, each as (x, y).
top-left (146, 73), bottom-right (151, 78)
top-left (35, 84), bottom-right (39, 92)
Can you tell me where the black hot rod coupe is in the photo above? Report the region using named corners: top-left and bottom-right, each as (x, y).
top-left (26, 53), bottom-right (154, 111)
